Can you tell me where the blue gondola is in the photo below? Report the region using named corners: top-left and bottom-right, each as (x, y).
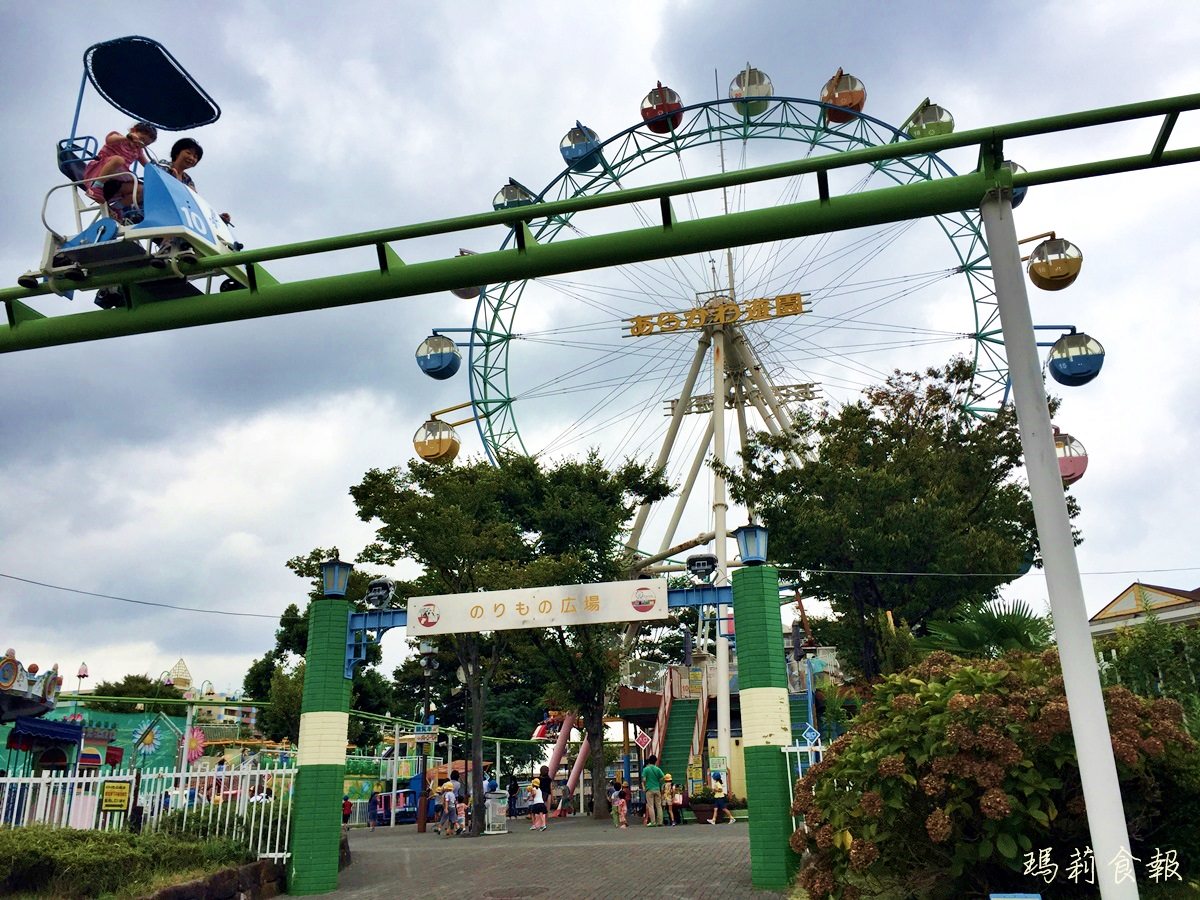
top-left (559, 122), bottom-right (603, 172)
top-left (1003, 160), bottom-right (1028, 208)
top-left (18, 35), bottom-right (248, 304)
top-left (1048, 332), bottom-right (1105, 386)
top-left (415, 334), bottom-right (462, 380)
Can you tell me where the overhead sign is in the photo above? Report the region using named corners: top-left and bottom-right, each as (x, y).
top-left (410, 579), bottom-right (669, 635)
top-left (395, 727), bottom-right (439, 743)
top-left (101, 780), bottom-right (131, 812)
top-left (626, 292), bottom-right (805, 338)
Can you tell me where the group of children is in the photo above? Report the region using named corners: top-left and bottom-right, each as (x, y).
top-left (608, 773), bottom-right (684, 828)
top-left (435, 777), bottom-right (470, 837)
top-left (607, 771), bottom-right (736, 827)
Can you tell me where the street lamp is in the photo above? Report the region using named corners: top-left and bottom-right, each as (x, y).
top-left (416, 641), bottom-right (439, 833)
top-left (733, 523), bottom-right (769, 565)
top-left (319, 557), bottom-right (354, 598)
top-left (69, 662), bottom-right (88, 722)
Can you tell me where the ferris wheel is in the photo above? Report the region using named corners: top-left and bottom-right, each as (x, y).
top-left (413, 64), bottom-right (1102, 564)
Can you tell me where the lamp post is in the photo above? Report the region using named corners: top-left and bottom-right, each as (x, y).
top-left (730, 523), bottom-right (800, 888)
top-left (289, 556), bottom-right (355, 894)
top-left (416, 641), bottom-right (439, 833)
top-left (70, 662), bottom-right (88, 722)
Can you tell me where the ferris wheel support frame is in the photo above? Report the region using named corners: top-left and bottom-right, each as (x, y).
top-left (626, 332), bottom-right (712, 557)
top-left (981, 191), bottom-right (1134, 900)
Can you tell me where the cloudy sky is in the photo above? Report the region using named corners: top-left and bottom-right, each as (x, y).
top-left (1, 1), bottom-right (1198, 698)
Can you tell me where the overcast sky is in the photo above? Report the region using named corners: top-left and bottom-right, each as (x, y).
top-left (1, 1), bottom-right (1198, 698)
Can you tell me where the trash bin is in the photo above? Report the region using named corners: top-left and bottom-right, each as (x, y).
top-left (484, 791), bottom-right (508, 835)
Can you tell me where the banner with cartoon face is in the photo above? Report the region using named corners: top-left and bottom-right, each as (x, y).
top-left (410, 578), bottom-right (669, 635)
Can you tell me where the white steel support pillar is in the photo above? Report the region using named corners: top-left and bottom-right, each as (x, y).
top-left (391, 721), bottom-right (400, 827)
top-left (980, 193), bottom-right (1136, 900)
top-left (712, 325), bottom-right (732, 765)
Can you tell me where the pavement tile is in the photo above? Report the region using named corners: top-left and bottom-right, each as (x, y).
top-left (330, 814), bottom-right (793, 899)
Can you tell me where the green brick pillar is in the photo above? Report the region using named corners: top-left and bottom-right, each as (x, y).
top-left (732, 564), bottom-right (799, 890)
top-left (288, 598), bottom-right (353, 894)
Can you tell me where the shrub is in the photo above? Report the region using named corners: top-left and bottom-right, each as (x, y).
top-left (792, 651), bottom-right (1200, 898)
top-left (0, 826), bottom-right (252, 897)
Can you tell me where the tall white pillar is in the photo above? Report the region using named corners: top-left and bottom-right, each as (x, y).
top-left (980, 192), bottom-right (1137, 900)
top-left (712, 326), bottom-right (732, 765)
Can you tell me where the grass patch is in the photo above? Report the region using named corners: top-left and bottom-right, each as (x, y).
top-left (0, 827), bottom-right (253, 898)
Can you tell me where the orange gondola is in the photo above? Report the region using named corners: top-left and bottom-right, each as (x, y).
top-left (820, 68), bottom-right (866, 124)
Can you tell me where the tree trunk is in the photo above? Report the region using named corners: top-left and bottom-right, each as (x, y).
top-left (585, 703), bottom-right (609, 819)
top-left (456, 634), bottom-right (488, 837)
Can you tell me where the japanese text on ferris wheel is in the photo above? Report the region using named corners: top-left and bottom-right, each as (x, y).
top-left (626, 292), bottom-right (805, 338)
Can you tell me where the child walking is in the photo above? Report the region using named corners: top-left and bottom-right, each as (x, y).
top-left (440, 780), bottom-right (458, 838)
top-left (527, 777), bottom-right (548, 831)
top-left (615, 788), bottom-right (628, 828)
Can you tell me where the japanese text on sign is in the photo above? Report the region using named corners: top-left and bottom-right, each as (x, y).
top-left (411, 578), bottom-right (669, 635)
top-left (626, 293), bottom-right (805, 338)
top-left (101, 781), bottom-right (130, 812)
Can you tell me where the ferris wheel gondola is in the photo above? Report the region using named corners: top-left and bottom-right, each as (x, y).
top-left (1028, 237), bottom-right (1084, 291)
top-left (1054, 427), bottom-right (1089, 486)
top-left (820, 68), bottom-right (867, 123)
top-left (1047, 332), bottom-right (1105, 386)
top-left (641, 82), bottom-right (683, 134)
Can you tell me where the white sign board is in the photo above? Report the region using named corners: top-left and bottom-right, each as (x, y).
top-left (410, 579), bottom-right (669, 635)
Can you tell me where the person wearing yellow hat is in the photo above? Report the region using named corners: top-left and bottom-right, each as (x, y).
top-left (526, 777), bottom-right (548, 831)
top-left (663, 774), bottom-right (683, 826)
top-left (438, 780), bottom-right (458, 837)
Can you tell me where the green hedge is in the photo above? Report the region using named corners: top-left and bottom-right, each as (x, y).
top-left (0, 827), bottom-right (252, 897)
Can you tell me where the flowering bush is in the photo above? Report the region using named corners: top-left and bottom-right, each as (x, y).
top-left (792, 651), bottom-right (1200, 898)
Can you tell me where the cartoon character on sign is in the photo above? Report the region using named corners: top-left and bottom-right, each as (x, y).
top-left (631, 587), bottom-right (657, 613)
top-left (417, 603), bottom-right (441, 628)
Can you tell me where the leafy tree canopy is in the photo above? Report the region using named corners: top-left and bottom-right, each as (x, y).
top-left (86, 673), bottom-right (184, 714)
top-left (350, 452), bottom-right (668, 826)
top-left (724, 359), bottom-right (1049, 678)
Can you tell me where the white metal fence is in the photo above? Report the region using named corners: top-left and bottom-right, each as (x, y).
top-left (782, 737), bottom-right (823, 833)
top-left (0, 765), bottom-right (297, 860)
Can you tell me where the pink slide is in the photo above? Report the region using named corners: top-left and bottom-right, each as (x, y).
top-left (545, 713), bottom-right (575, 778)
top-left (554, 739), bottom-right (590, 816)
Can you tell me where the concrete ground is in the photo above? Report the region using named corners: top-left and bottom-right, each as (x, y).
top-left (331, 814), bottom-right (794, 900)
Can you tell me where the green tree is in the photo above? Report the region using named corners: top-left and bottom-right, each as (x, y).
top-left (350, 452), bottom-right (667, 829)
top-left (241, 548), bottom-right (399, 746)
top-left (1095, 611), bottom-right (1200, 739)
top-left (724, 359), bottom-right (1045, 678)
top-left (85, 674), bottom-right (184, 714)
top-left (258, 661), bottom-right (304, 743)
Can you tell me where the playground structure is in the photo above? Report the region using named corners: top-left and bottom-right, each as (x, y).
top-left (0, 649), bottom-right (62, 724)
top-left (2, 36), bottom-right (1198, 900)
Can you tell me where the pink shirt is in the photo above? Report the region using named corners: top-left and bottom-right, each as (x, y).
top-left (83, 132), bottom-right (149, 195)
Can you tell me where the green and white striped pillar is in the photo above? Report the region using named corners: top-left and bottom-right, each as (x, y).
top-left (732, 564), bottom-right (799, 889)
top-left (287, 597), bottom-right (353, 895)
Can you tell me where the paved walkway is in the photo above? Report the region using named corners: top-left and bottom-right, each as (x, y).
top-left (331, 815), bottom-right (794, 900)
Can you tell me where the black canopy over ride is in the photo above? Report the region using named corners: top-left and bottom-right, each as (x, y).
top-left (84, 35), bottom-right (220, 131)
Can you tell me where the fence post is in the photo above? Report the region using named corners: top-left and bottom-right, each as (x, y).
top-left (287, 597), bottom-right (353, 894)
top-left (731, 564), bottom-right (799, 889)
